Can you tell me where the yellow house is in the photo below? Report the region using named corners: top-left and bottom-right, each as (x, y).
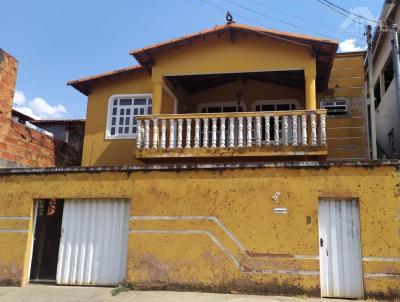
top-left (0, 24), bottom-right (399, 300)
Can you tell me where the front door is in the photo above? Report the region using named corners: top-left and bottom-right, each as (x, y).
top-left (318, 199), bottom-right (364, 298)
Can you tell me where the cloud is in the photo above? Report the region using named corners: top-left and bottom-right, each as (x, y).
top-left (13, 90), bottom-right (67, 120)
top-left (339, 39), bottom-right (366, 52)
top-left (13, 90), bottom-right (26, 106)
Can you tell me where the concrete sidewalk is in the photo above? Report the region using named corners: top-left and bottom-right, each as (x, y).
top-left (0, 285), bottom-right (362, 302)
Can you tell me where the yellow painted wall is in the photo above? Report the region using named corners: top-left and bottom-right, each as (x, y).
top-left (324, 52), bottom-right (369, 160)
top-left (0, 164), bottom-right (398, 298)
top-left (81, 72), bottom-right (152, 166)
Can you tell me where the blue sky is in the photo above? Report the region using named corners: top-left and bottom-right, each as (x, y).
top-left (0, 0), bottom-right (382, 119)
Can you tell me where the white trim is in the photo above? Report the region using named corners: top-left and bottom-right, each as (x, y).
top-left (197, 101), bottom-right (246, 113)
top-left (27, 201), bottom-right (38, 283)
top-left (0, 229), bottom-right (29, 233)
top-left (105, 94), bottom-right (152, 140)
top-left (251, 99), bottom-right (300, 111)
top-left (363, 256), bottom-right (400, 262)
top-left (0, 216), bottom-right (30, 220)
top-left (129, 229), bottom-right (319, 276)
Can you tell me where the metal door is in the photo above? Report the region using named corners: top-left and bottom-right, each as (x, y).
top-left (318, 199), bottom-right (363, 298)
top-left (56, 199), bottom-right (130, 285)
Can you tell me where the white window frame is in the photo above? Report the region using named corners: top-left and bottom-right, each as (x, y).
top-left (105, 94), bottom-right (152, 140)
top-left (197, 101), bottom-right (246, 113)
top-left (251, 99), bottom-right (300, 111)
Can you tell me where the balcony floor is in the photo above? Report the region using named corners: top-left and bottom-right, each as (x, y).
top-left (136, 145), bottom-right (328, 160)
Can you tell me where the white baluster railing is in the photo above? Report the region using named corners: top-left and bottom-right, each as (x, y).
top-left (136, 109), bottom-right (328, 154)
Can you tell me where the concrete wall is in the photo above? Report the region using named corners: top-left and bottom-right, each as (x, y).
top-left (0, 162), bottom-right (398, 298)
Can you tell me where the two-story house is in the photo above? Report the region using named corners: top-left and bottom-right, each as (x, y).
top-left (0, 24), bottom-right (398, 300)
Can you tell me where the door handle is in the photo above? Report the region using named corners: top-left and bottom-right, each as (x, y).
top-left (320, 238), bottom-right (324, 247)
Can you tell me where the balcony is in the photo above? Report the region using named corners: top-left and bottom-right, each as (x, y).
top-left (135, 109), bottom-right (327, 160)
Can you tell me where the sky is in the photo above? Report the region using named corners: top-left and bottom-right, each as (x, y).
top-left (0, 0), bottom-right (383, 120)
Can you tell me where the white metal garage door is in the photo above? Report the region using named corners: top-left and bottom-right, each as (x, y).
top-left (318, 199), bottom-right (363, 298)
top-left (56, 199), bottom-right (130, 285)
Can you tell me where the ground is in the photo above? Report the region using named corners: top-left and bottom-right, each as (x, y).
top-left (0, 285), bottom-right (368, 302)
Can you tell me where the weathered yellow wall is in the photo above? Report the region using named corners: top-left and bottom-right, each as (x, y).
top-left (0, 163), bottom-right (398, 298)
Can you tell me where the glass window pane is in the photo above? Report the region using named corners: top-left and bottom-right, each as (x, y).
top-left (125, 117), bottom-right (130, 124)
top-left (147, 107), bottom-right (152, 114)
top-left (134, 98), bottom-right (147, 105)
top-left (110, 127), bottom-right (115, 135)
top-left (119, 117), bottom-right (124, 124)
top-left (120, 108), bottom-right (125, 115)
top-left (208, 107), bottom-right (222, 113)
top-left (132, 126), bottom-right (136, 133)
top-left (113, 100), bottom-right (118, 106)
top-left (263, 105), bottom-right (275, 111)
top-left (120, 99), bottom-right (132, 106)
top-left (132, 119), bottom-right (137, 125)
top-left (126, 109), bottom-right (131, 115)
top-left (111, 117), bottom-right (116, 125)
top-left (139, 108), bottom-right (145, 115)
top-left (148, 98), bottom-right (152, 105)
top-left (112, 108), bottom-right (117, 115)
top-left (223, 106), bottom-right (236, 112)
top-left (134, 108), bottom-right (138, 115)
top-left (124, 127), bottom-right (129, 133)
top-left (238, 107), bottom-right (243, 112)
top-left (118, 127), bottom-right (123, 134)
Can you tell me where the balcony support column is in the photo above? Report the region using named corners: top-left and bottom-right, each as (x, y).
top-left (305, 74), bottom-right (317, 110)
top-left (152, 81), bottom-right (163, 114)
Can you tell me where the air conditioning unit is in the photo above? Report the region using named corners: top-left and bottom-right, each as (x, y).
top-left (320, 98), bottom-right (348, 116)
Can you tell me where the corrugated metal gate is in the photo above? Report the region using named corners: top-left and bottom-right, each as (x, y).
top-left (318, 199), bottom-right (363, 298)
top-left (56, 199), bottom-right (130, 285)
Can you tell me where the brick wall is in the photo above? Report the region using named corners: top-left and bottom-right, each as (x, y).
top-left (0, 49), bottom-right (17, 119)
top-left (0, 49), bottom-right (81, 168)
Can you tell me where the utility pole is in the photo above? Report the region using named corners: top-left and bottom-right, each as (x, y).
top-left (391, 24), bottom-right (400, 117)
top-left (366, 25), bottom-right (377, 160)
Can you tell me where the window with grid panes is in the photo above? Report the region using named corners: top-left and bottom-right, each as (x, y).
top-left (106, 95), bottom-right (152, 139)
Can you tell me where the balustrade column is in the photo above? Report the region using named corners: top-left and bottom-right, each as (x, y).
top-left (255, 116), bottom-right (262, 146)
top-left (136, 120), bottom-right (142, 149)
top-left (274, 116), bottom-right (279, 146)
top-left (264, 116), bottom-right (270, 146)
top-left (152, 118), bottom-right (158, 149)
top-left (311, 113), bottom-right (317, 146)
top-left (185, 119), bottom-right (192, 148)
top-left (177, 119), bottom-right (183, 148)
top-left (169, 119), bottom-right (175, 149)
top-left (194, 119), bottom-right (200, 148)
top-left (228, 118), bottom-right (235, 148)
top-left (202, 118), bottom-right (209, 148)
top-left (211, 118), bottom-right (217, 148)
top-left (292, 116), bottom-right (298, 146)
top-left (220, 118), bottom-right (226, 148)
top-left (144, 119), bottom-right (150, 149)
top-left (301, 115), bottom-right (307, 146)
top-left (283, 116), bottom-right (289, 146)
top-left (238, 117), bottom-right (244, 147)
top-left (320, 114), bottom-right (327, 146)
top-left (160, 119), bottom-right (167, 149)
top-left (246, 117), bottom-right (252, 147)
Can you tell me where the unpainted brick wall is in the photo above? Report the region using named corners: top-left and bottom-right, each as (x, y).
top-left (0, 49), bottom-right (17, 119)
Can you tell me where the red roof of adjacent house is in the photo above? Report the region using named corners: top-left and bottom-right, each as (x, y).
top-left (69, 23), bottom-right (338, 95)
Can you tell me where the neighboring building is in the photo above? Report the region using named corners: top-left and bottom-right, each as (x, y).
top-left (369, 0), bottom-right (400, 158)
top-left (0, 24), bottom-right (399, 300)
top-left (0, 48), bottom-right (83, 167)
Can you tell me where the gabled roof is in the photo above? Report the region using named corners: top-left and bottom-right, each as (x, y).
top-left (69, 23), bottom-right (338, 95)
top-left (68, 65), bottom-right (145, 96)
top-left (130, 23), bottom-right (338, 92)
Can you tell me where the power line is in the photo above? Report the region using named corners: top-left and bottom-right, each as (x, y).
top-left (226, 0), bottom-right (339, 41)
top-left (318, 0), bottom-right (378, 24)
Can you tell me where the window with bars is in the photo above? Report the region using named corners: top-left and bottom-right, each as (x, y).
top-left (106, 95), bottom-right (152, 139)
